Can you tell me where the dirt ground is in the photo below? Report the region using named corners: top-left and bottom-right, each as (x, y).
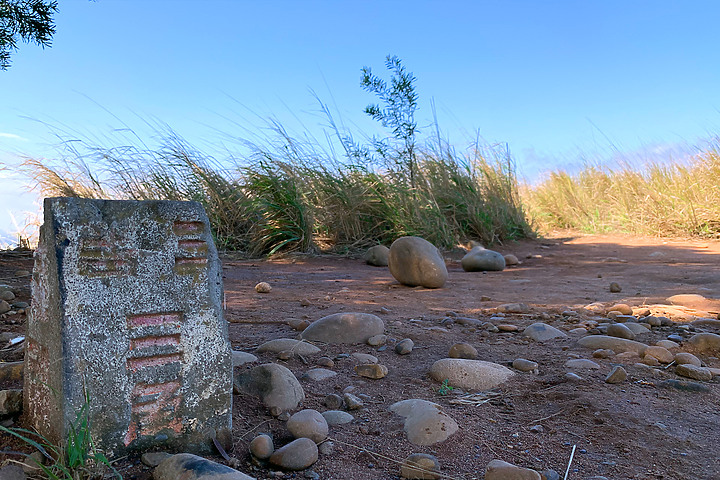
top-left (2, 233), bottom-right (720, 480)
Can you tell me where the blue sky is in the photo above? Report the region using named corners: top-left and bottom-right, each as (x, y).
top-left (1, 0), bottom-right (720, 245)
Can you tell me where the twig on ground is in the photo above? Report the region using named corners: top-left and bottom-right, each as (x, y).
top-left (530, 409), bottom-right (566, 424)
top-left (238, 419), bottom-right (271, 439)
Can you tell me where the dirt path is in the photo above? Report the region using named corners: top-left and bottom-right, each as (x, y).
top-left (2, 234), bottom-right (719, 479)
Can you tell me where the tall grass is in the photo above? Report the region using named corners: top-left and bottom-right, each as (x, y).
top-left (524, 145), bottom-right (720, 237)
top-left (16, 117), bottom-right (532, 255)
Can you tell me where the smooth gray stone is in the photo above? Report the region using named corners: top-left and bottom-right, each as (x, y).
top-left (154, 453), bottom-right (255, 480)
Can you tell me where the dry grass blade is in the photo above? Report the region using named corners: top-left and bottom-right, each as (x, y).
top-left (448, 391), bottom-right (504, 406)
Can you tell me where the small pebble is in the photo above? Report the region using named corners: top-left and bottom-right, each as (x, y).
top-left (255, 282), bottom-right (272, 293)
top-left (343, 393), bottom-right (364, 410)
top-left (605, 365), bottom-right (627, 384)
top-left (324, 394), bottom-right (343, 410)
top-left (367, 334), bottom-right (387, 346)
top-left (400, 453), bottom-right (440, 479)
top-left (564, 372), bottom-right (584, 382)
top-left (395, 338), bottom-right (414, 355)
top-left (355, 363), bottom-right (388, 379)
top-left (318, 441), bottom-right (335, 455)
top-left (498, 324), bottom-right (519, 332)
top-left (448, 343), bottom-right (478, 359)
top-left (316, 357), bottom-right (334, 368)
top-left (512, 358), bottom-right (538, 372)
top-left (250, 434), bottom-right (275, 459)
top-left (529, 425), bottom-right (544, 434)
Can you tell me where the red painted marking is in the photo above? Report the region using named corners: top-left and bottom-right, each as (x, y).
top-left (173, 221), bottom-right (204, 236)
top-left (124, 381), bottom-right (183, 446)
top-left (132, 381), bottom-right (181, 399)
top-left (127, 313), bottom-right (182, 328)
top-left (126, 353), bottom-right (182, 371)
top-left (129, 334), bottom-right (180, 351)
top-left (178, 239), bottom-right (207, 248)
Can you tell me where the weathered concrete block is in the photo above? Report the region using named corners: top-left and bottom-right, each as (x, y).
top-left (25, 198), bottom-right (232, 456)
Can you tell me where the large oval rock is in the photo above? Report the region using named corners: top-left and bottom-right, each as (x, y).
top-left (364, 245), bottom-right (390, 266)
top-left (485, 459), bottom-right (540, 480)
top-left (577, 335), bottom-right (648, 355)
top-left (606, 323), bottom-right (636, 340)
top-left (256, 339), bottom-right (321, 355)
top-left (667, 293), bottom-right (720, 312)
top-left (234, 363), bottom-right (305, 413)
top-left (390, 399), bottom-right (459, 446)
top-left (522, 323), bottom-right (567, 342)
top-left (388, 236), bottom-right (448, 288)
top-left (687, 333), bottom-right (720, 354)
top-left (287, 409), bottom-right (328, 443)
top-left (268, 438), bottom-right (318, 471)
top-left (461, 247), bottom-right (505, 272)
top-left (300, 312), bottom-right (385, 344)
top-left (676, 364), bottom-right (713, 381)
top-left (429, 359), bottom-right (514, 391)
top-left (644, 346), bottom-right (674, 364)
top-left (675, 352), bottom-right (702, 367)
top-left (154, 453), bottom-right (255, 480)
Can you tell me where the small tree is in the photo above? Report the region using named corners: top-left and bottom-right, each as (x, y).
top-left (0, 0), bottom-right (58, 70)
top-left (360, 55), bottom-right (419, 188)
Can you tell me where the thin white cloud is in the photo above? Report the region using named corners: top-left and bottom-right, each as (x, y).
top-left (0, 132), bottom-right (28, 141)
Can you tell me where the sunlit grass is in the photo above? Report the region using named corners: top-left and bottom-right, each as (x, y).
top-left (16, 116), bottom-right (532, 255)
top-left (524, 145), bottom-right (720, 237)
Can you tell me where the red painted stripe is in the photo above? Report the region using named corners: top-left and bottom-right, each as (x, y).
top-left (132, 381), bottom-right (181, 399)
top-left (127, 313), bottom-right (182, 328)
top-left (126, 353), bottom-right (182, 371)
top-left (129, 334), bottom-right (180, 351)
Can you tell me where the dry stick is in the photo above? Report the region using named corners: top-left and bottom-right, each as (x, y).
top-left (329, 437), bottom-right (469, 480)
top-left (563, 444), bottom-right (577, 480)
top-left (238, 419), bottom-right (271, 439)
top-left (530, 408), bottom-right (566, 424)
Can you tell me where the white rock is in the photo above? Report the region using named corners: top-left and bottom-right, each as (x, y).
top-left (523, 323), bottom-right (567, 342)
top-left (390, 399), bottom-right (459, 446)
top-left (429, 358), bottom-right (514, 391)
